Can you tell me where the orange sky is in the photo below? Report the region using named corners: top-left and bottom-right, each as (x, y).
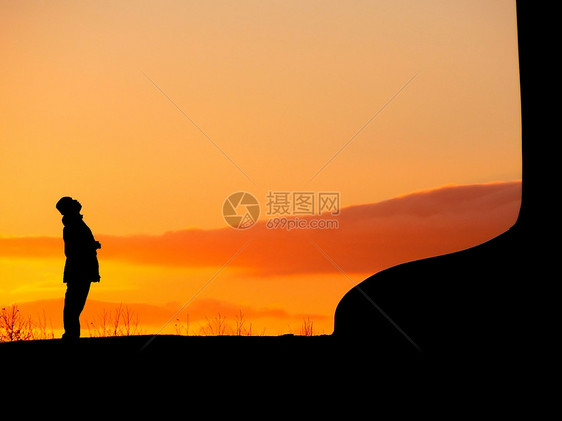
top-left (0, 1), bottom-right (521, 336)
top-left (1, 181), bottom-right (521, 335)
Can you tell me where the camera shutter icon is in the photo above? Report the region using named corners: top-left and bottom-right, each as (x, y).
top-left (223, 192), bottom-right (260, 229)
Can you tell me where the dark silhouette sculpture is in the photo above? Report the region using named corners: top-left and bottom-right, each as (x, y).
top-left (333, 1), bottom-right (538, 369)
top-left (56, 197), bottom-right (101, 340)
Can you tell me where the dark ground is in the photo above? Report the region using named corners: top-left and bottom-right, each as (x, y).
top-left (0, 331), bottom-right (496, 378)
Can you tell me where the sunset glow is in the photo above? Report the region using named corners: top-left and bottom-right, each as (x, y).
top-left (1, 1), bottom-right (521, 337)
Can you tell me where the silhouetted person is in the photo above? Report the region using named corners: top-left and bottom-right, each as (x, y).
top-left (56, 197), bottom-right (101, 340)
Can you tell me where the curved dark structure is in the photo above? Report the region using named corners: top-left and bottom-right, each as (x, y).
top-left (333, 1), bottom-right (538, 365)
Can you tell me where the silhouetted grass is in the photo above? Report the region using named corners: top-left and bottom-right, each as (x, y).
top-left (0, 305), bottom-right (55, 342)
top-left (1, 303), bottom-right (321, 340)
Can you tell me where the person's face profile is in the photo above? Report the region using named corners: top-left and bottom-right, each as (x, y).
top-left (72, 200), bottom-right (82, 213)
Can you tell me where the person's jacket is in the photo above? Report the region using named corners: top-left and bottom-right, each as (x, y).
top-left (62, 214), bottom-right (100, 283)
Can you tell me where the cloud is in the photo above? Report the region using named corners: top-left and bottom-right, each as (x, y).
top-left (0, 181), bottom-right (521, 277)
top-left (0, 236), bottom-right (61, 259)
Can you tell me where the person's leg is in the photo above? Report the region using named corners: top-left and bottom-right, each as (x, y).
top-left (62, 282), bottom-right (91, 339)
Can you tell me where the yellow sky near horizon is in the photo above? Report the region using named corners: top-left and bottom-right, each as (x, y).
top-left (1, 0), bottom-right (520, 238)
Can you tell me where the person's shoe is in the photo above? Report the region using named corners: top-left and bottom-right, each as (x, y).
top-left (61, 333), bottom-right (79, 343)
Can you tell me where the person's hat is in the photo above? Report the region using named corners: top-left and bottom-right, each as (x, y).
top-left (56, 196), bottom-right (75, 215)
